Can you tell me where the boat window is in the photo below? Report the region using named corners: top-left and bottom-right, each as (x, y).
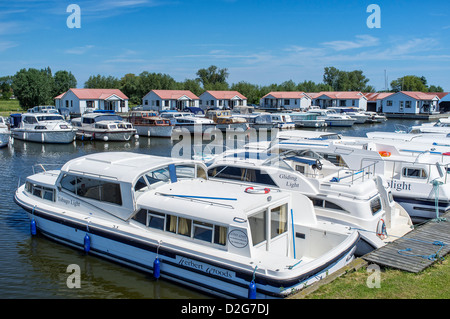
top-left (175, 165), bottom-right (196, 179)
top-left (271, 204), bottom-right (287, 239)
top-left (249, 210), bottom-right (266, 246)
top-left (177, 217), bottom-right (192, 237)
top-left (37, 115), bottom-right (64, 121)
top-left (109, 124), bottom-right (117, 129)
top-left (60, 174), bottom-right (122, 205)
top-left (146, 167), bottom-right (170, 184)
top-left (402, 167), bottom-right (427, 179)
top-left (208, 166), bottom-right (277, 186)
top-left (134, 176), bottom-right (148, 192)
top-left (23, 116), bottom-right (38, 124)
top-left (370, 197), bottom-right (382, 215)
top-left (214, 225), bottom-right (227, 246)
top-left (132, 209), bottom-right (147, 225)
top-left (25, 181), bottom-right (55, 202)
top-left (148, 211), bottom-right (165, 230)
top-left (193, 221), bottom-right (213, 242)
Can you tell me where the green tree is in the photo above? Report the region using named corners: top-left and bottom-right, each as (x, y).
top-left (137, 71), bottom-right (178, 97)
top-left (230, 81), bottom-right (261, 105)
top-left (119, 73), bottom-right (141, 104)
top-left (53, 70), bottom-right (77, 97)
top-left (428, 85), bottom-right (444, 92)
top-left (323, 67), bottom-right (371, 91)
top-left (179, 78), bottom-right (204, 97)
top-left (84, 74), bottom-right (120, 89)
top-left (390, 75), bottom-right (427, 92)
top-left (0, 76), bottom-right (13, 100)
top-left (196, 65), bottom-right (229, 90)
top-left (12, 67), bottom-right (54, 108)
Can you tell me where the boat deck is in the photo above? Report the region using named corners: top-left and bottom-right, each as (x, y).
top-left (362, 212), bottom-right (450, 273)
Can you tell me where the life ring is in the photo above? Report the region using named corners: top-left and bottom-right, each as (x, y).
top-left (245, 186), bottom-right (270, 194)
top-left (376, 219), bottom-right (388, 240)
top-left (379, 151), bottom-right (391, 157)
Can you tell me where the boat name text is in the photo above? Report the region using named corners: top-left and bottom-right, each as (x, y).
top-left (178, 257), bottom-right (233, 279)
top-left (279, 174), bottom-right (299, 188)
top-left (387, 180), bottom-right (411, 192)
top-left (58, 196), bottom-right (81, 207)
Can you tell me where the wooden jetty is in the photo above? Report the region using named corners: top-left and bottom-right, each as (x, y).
top-left (362, 212), bottom-right (450, 273)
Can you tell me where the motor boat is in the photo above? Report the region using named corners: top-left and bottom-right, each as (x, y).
top-left (14, 151), bottom-right (359, 298)
top-left (10, 113), bottom-right (76, 144)
top-left (71, 112), bottom-right (138, 142)
top-left (363, 111), bottom-right (387, 123)
top-left (206, 149), bottom-right (412, 256)
top-left (307, 109), bottom-right (356, 127)
top-left (410, 117), bottom-right (450, 134)
top-left (269, 130), bottom-right (450, 223)
top-left (127, 111), bottom-right (174, 137)
top-left (0, 116), bottom-right (10, 148)
top-left (329, 107), bottom-right (369, 124)
top-left (160, 111), bottom-right (216, 134)
top-left (269, 113), bottom-right (295, 129)
top-left (289, 112), bottom-right (326, 128)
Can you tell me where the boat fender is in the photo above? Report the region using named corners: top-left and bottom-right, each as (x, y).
top-left (103, 136), bottom-right (108, 142)
top-left (153, 257), bottom-right (161, 279)
top-left (376, 219), bottom-right (387, 240)
top-left (248, 280), bottom-right (256, 299)
top-left (443, 152), bottom-right (450, 156)
top-left (379, 151), bottom-right (391, 157)
top-left (84, 234), bottom-right (91, 253)
top-left (30, 218), bottom-right (37, 236)
top-left (245, 187), bottom-right (270, 194)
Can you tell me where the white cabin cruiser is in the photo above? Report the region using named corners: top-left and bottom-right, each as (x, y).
top-left (329, 107), bottom-right (369, 124)
top-left (307, 109), bottom-right (356, 127)
top-left (270, 131), bottom-right (450, 223)
top-left (160, 111), bottom-right (216, 134)
top-left (363, 111), bottom-right (387, 123)
top-left (10, 113), bottom-right (76, 144)
top-left (270, 113), bottom-right (295, 129)
top-left (289, 112), bottom-right (326, 128)
top-left (14, 152), bottom-right (359, 299)
top-left (410, 117), bottom-right (450, 134)
top-left (0, 116), bottom-right (10, 148)
top-left (206, 149), bottom-right (412, 256)
top-left (71, 112), bottom-right (138, 141)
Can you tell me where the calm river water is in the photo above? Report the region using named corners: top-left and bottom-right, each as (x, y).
top-left (0, 118), bottom-right (426, 299)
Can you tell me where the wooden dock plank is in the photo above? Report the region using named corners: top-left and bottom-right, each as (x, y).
top-left (363, 213), bottom-right (450, 273)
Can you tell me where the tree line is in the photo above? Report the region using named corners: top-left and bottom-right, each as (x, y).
top-left (1, 65), bottom-right (444, 109)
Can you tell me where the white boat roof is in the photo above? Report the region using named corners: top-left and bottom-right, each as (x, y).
top-left (138, 178), bottom-right (290, 225)
top-left (277, 130), bottom-right (341, 140)
top-left (60, 152), bottom-right (202, 184)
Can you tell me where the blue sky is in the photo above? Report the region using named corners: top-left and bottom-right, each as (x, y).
top-left (1, 0), bottom-right (450, 91)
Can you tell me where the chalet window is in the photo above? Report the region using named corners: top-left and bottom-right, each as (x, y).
top-left (339, 100), bottom-right (346, 106)
top-left (66, 100), bottom-right (69, 108)
top-left (86, 101), bottom-right (94, 108)
top-left (386, 100), bottom-right (393, 106)
top-left (164, 100), bottom-right (169, 107)
top-left (144, 100), bottom-right (148, 105)
top-left (405, 101), bottom-right (411, 108)
top-left (284, 99), bottom-right (290, 105)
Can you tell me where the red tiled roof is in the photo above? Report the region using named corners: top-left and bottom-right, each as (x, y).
top-left (204, 90), bottom-right (246, 100)
top-left (55, 88), bottom-right (128, 100)
top-left (363, 92), bottom-right (394, 101)
top-left (313, 91), bottom-right (366, 100)
top-left (399, 91), bottom-right (439, 100)
top-left (261, 91), bottom-right (309, 99)
top-left (150, 89), bottom-right (199, 100)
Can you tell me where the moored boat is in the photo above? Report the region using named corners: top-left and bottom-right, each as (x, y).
top-left (0, 116), bottom-right (10, 148)
top-left (14, 152), bottom-right (359, 298)
top-left (10, 113), bottom-right (76, 144)
top-left (71, 112), bottom-right (138, 141)
top-left (127, 110), bottom-right (174, 137)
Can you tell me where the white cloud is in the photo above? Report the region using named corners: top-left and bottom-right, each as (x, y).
top-left (0, 41), bottom-right (18, 52)
top-left (322, 35), bottom-right (380, 51)
top-left (64, 45), bottom-right (95, 55)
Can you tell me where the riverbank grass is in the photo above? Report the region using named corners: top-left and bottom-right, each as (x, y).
top-left (0, 99), bottom-right (22, 117)
top-left (303, 257), bottom-right (449, 299)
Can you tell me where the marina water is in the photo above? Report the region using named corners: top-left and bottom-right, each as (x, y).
top-left (0, 118), bottom-right (426, 298)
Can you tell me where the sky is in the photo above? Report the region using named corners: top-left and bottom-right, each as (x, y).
top-left (1, 0), bottom-right (450, 91)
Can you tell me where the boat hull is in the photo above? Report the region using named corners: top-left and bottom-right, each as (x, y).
top-left (15, 192), bottom-right (358, 299)
top-left (135, 125), bottom-right (174, 137)
top-left (11, 129), bottom-right (76, 144)
top-left (76, 129), bottom-right (137, 141)
top-left (0, 132), bottom-right (9, 148)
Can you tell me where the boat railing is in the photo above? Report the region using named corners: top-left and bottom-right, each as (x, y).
top-left (32, 163), bottom-right (64, 175)
top-left (385, 158), bottom-right (449, 184)
top-left (327, 162), bottom-right (378, 184)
